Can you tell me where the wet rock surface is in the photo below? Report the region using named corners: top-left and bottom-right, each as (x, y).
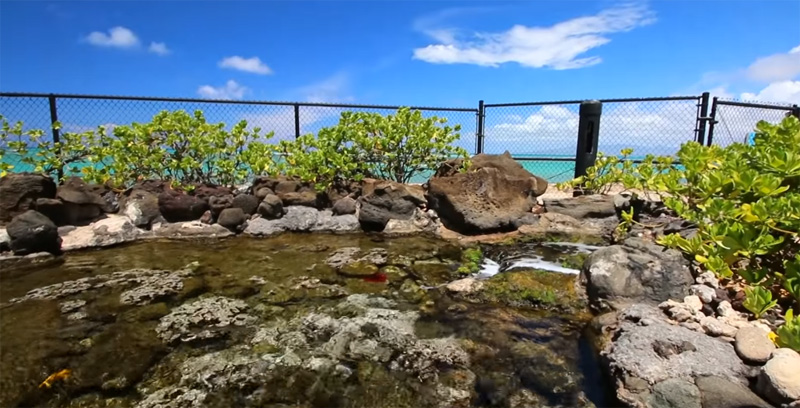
top-left (7, 209), bottom-right (61, 255)
top-left (0, 234), bottom-right (611, 408)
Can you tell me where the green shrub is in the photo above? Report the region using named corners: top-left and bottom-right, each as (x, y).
top-left (81, 110), bottom-right (278, 187)
top-left (277, 107), bottom-right (470, 190)
top-left (742, 286), bottom-right (778, 319)
top-left (0, 115), bottom-right (94, 180)
top-left (776, 309), bottom-right (800, 352)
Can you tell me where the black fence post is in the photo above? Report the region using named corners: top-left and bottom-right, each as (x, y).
top-left (706, 97), bottom-right (718, 146)
top-left (48, 94), bottom-right (63, 182)
top-left (696, 92), bottom-right (710, 145)
top-left (476, 100), bottom-right (485, 155)
top-left (573, 100), bottom-right (602, 197)
top-left (293, 104), bottom-right (301, 139)
top-left (792, 104), bottom-right (800, 119)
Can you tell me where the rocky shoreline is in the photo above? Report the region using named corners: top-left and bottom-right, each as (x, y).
top-left (2, 152), bottom-right (798, 408)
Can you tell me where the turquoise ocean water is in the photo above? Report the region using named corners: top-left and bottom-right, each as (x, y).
top-left (1, 151), bottom-right (578, 184)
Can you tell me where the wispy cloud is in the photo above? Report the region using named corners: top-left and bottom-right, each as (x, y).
top-left (412, 4), bottom-right (655, 69)
top-left (745, 45), bottom-right (800, 83)
top-left (295, 72), bottom-right (353, 103)
top-left (148, 42), bottom-right (171, 56)
top-left (218, 56), bottom-right (273, 75)
top-left (85, 26), bottom-right (140, 48)
top-left (197, 80), bottom-right (249, 100)
top-left (740, 81), bottom-right (800, 104)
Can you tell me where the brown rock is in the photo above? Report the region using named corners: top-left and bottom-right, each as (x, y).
top-left (0, 173), bottom-right (57, 224)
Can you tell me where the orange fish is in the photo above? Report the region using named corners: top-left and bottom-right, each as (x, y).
top-left (39, 369), bottom-right (71, 389)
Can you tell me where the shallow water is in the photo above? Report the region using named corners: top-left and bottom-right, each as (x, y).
top-left (0, 233), bottom-right (613, 408)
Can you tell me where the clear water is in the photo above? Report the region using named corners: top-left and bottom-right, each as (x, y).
top-left (0, 234), bottom-right (614, 408)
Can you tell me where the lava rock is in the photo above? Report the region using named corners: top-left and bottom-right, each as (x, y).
top-left (7, 210), bottom-right (61, 255)
top-left (217, 208), bottom-right (248, 232)
top-left (208, 195), bottom-right (234, 218)
top-left (0, 173), bottom-right (57, 224)
top-left (35, 197), bottom-right (66, 225)
top-left (257, 194), bottom-right (284, 219)
top-left (332, 197), bottom-right (357, 216)
top-left (543, 194), bottom-right (616, 220)
top-left (231, 194), bottom-right (259, 215)
top-left (158, 189), bottom-right (209, 222)
top-left (120, 189), bottom-right (161, 228)
top-left (358, 179), bottom-right (426, 231)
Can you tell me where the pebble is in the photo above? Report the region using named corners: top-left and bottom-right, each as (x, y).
top-left (684, 295), bottom-right (703, 312)
top-left (690, 284), bottom-right (716, 304)
top-left (734, 327), bottom-right (775, 364)
top-left (696, 271), bottom-right (720, 288)
top-left (700, 316), bottom-right (738, 338)
top-left (717, 300), bottom-right (736, 318)
top-left (757, 348), bottom-right (800, 405)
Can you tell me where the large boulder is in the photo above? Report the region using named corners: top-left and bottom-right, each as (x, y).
top-left (60, 215), bottom-right (141, 251)
top-left (542, 195), bottom-right (617, 219)
top-left (435, 152), bottom-right (548, 196)
top-left (580, 237), bottom-right (693, 311)
top-left (7, 210), bottom-right (61, 255)
top-left (35, 198), bottom-right (66, 226)
top-left (257, 194), bottom-right (284, 219)
top-left (158, 189), bottom-right (209, 223)
top-left (426, 162), bottom-right (544, 234)
top-left (120, 189), bottom-right (161, 228)
top-left (757, 348), bottom-right (800, 405)
top-left (217, 208), bottom-right (247, 232)
top-left (231, 194), bottom-right (259, 215)
top-left (357, 179), bottom-right (426, 231)
top-left (192, 184), bottom-right (234, 218)
top-left (56, 177), bottom-right (116, 225)
top-left (0, 173), bottom-right (57, 224)
top-left (605, 304), bottom-right (753, 407)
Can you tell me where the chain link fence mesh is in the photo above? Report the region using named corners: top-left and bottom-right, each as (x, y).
top-left (709, 99), bottom-right (796, 147)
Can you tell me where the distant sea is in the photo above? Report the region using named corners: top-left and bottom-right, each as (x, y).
top-left (0, 151), bottom-right (579, 184)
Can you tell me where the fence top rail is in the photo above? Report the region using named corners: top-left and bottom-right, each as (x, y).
top-left (715, 98), bottom-right (796, 111)
top-left (484, 95), bottom-right (701, 108)
top-left (0, 92), bottom-right (478, 113)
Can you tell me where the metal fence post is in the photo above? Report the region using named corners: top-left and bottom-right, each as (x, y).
top-left (573, 100), bottom-right (602, 197)
top-left (293, 104), bottom-right (301, 139)
top-left (696, 92), bottom-right (710, 145)
top-left (476, 100), bottom-right (485, 155)
top-left (792, 104), bottom-right (800, 119)
top-left (706, 97), bottom-right (718, 146)
top-left (48, 94), bottom-right (63, 182)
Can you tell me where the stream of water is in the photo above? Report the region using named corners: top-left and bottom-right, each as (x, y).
top-left (0, 233), bottom-right (614, 408)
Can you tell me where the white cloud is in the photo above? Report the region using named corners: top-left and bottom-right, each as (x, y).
top-left (218, 56), bottom-right (273, 75)
top-left (412, 4), bottom-right (655, 69)
top-left (295, 72), bottom-right (353, 103)
top-left (740, 81), bottom-right (800, 104)
top-left (148, 42), bottom-right (171, 56)
top-left (745, 45), bottom-right (800, 82)
top-left (85, 26), bottom-right (140, 48)
top-left (487, 100), bottom-right (700, 155)
top-left (197, 80), bottom-right (249, 100)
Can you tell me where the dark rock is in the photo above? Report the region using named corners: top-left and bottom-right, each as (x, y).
top-left (274, 179), bottom-right (301, 195)
top-left (129, 180), bottom-right (171, 195)
top-left (55, 177), bottom-right (115, 225)
top-left (280, 190), bottom-right (322, 208)
top-left (326, 180), bottom-right (361, 202)
top-left (120, 189), bottom-right (161, 228)
top-left (191, 184), bottom-right (233, 201)
top-left (208, 194), bottom-right (233, 218)
top-left (0, 228), bottom-right (9, 252)
top-left (251, 176), bottom-right (280, 196)
top-left (434, 158), bottom-right (466, 178)
top-left (217, 208), bottom-right (247, 232)
top-left (232, 194), bottom-right (259, 215)
top-left (543, 194), bottom-right (616, 219)
top-left (158, 189), bottom-right (209, 222)
top-left (695, 376), bottom-right (772, 408)
top-left (358, 179), bottom-right (425, 231)
top-left (35, 198), bottom-right (66, 225)
top-left (257, 194), bottom-right (284, 219)
top-left (7, 210), bottom-right (61, 255)
top-left (580, 237), bottom-right (693, 310)
top-left (0, 173), bottom-right (57, 224)
top-left (254, 186), bottom-right (274, 201)
top-left (332, 197), bottom-right (357, 215)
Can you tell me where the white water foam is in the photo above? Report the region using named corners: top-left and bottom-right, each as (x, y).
top-left (505, 257), bottom-right (581, 275)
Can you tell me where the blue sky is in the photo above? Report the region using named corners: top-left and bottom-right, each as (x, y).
top-left (1, 0), bottom-right (799, 156)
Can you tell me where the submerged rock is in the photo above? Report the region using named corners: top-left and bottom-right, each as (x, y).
top-left (155, 296), bottom-right (255, 344)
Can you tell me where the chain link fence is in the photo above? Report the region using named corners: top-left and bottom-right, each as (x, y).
top-left (707, 99), bottom-right (798, 147)
top-left (483, 96), bottom-right (703, 187)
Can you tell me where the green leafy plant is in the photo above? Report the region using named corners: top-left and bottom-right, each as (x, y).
top-left (277, 108), bottom-right (469, 190)
top-left (81, 110), bottom-right (277, 187)
top-left (776, 309), bottom-right (800, 352)
top-left (742, 286), bottom-right (778, 319)
top-left (0, 115), bottom-right (94, 180)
